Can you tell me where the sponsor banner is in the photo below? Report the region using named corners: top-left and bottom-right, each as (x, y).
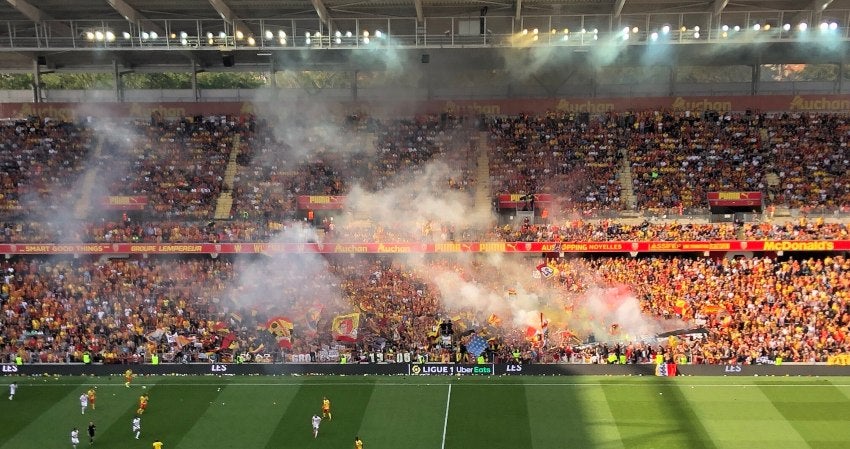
top-left (497, 193), bottom-right (553, 209)
top-left (409, 363), bottom-right (495, 376)
top-left (101, 196), bottom-right (148, 211)
top-left (6, 95), bottom-right (850, 121)
top-left (707, 191), bottom-right (762, 207)
top-left (0, 240), bottom-right (847, 254)
top-left (296, 195), bottom-right (346, 210)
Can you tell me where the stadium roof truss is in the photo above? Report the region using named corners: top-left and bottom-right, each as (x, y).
top-left (2, 0), bottom-right (850, 72)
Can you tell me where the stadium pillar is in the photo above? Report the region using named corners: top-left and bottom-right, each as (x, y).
top-left (352, 70), bottom-right (358, 101)
top-left (837, 63), bottom-right (844, 94)
top-left (751, 64), bottom-right (760, 95)
top-left (191, 61), bottom-right (200, 101)
top-left (113, 59), bottom-right (124, 102)
top-left (668, 65), bottom-right (676, 96)
top-left (32, 59), bottom-right (42, 103)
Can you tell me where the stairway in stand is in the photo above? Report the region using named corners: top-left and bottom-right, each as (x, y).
top-left (213, 135), bottom-right (242, 220)
top-left (471, 131), bottom-right (493, 224)
top-left (73, 135), bottom-right (104, 220)
top-left (617, 149), bottom-right (637, 211)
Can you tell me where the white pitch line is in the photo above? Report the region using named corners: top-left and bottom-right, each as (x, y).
top-left (440, 383), bottom-right (452, 449)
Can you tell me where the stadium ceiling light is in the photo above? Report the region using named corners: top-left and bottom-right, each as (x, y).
top-left (335, 37), bottom-right (341, 44)
top-left (721, 24), bottom-right (729, 32)
top-left (763, 24), bottom-right (771, 31)
top-left (278, 37), bottom-right (287, 45)
top-left (721, 31), bottom-right (728, 38)
top-left (820, 22), bottom-right (829, 31)
top-left (236, 30), bottom-right (244, 40)
top-left (122, 31), bottom-right (131, 39)
top-left (345, 31), bottom-right (352, 37)
top-left (363, 36), bottom-right (370, 44)
top-left (551, 28), bottom-right (557, 34)
top-left (562, 34), bottom-right (568, 41)
top-left (622, 26), bottom-right (630, 34)
top-left (733, 25), bottom-right (741, 31)
top-left (374, 30), bottom-right (383, 38)
top-left (141, 31), bottom-right (150, 40)
top-left (265, 30), bottom-right (273, 40)
top-left (632, 26), bottom-right (639, 34)
top-left (206, 32), bottom-right (213, 39)
top-left (752, 24), bottom-right (760, 31)
top-left (105, 31), bottom-right (115, 42)
top-left (150, 31), bottom-right (158, 39)
top-left (169, 33), bottom-right (176, 39)
top-left (334, 30), bottom-right (341, 38)
top-left (533, 34), bottom-right (538, 41)
top-left (693, 26), bottom-right (700, 32)
top-left (247, 36), bottom-right (256, 46)
top-left (179, 31), bottom-right (188, 39)
top-left (650, 32), bottom-right (658, 41)
top-left (580, 28), bottom-right (586, 33)
top-left (532, 28), bottom-right (539, 35)
top-left (180, 38), bottom-right (188, 46)
top-left (563, 28), bottom-right (569, 34)
top-left (219, 31), bottom-right (227, 39)
top-left (799, 23), bottom-right (808, 31)
top-left (521, 28), bottom-right (528, 35)
top-left (783, 23), bottom-right (791, 31)
top-left (314, 31), bottom-right (321, 38)
top-left (95, 30), bottom-right (104, 41)
top-left (830, 22), bottom-right (838, 31)
top-left (85, 31), bottom-right (95, 41)
top-left (661, 25), bottom-right (670, 34)
top-left (693, 31), bottom-right (700, 38)
top-left (363, 30), bottom-right (370, 37)
top-left (279, 30), bottom-right (287, 38)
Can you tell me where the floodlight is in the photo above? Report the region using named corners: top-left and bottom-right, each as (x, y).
top-left (661, 25), bottom-right (670, 34)
top-left (650, 32), bottom-right (658, 41)
top-left (95, 31), bottom-right (104, 41)
top-left (235, 30), bottom-right (244, 40)
top-left (265, 30), bottom-right (273, 40)
top-left (85, 31), bottom-right (95, 41)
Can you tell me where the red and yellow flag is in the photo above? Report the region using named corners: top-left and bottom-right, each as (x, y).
top-left (331, 313), bottom-right (360, 343)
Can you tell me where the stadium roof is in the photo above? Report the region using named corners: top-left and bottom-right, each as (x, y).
top-left (1, 0), bottom-right (850, 72)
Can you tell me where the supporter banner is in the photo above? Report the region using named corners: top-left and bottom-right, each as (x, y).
top-left (707, 191), bottom-right (763, 207)
top-left (409, 363), bottom-right (495, 376)
top-left (296, 195), bottom-right (346, 210)
top-left (101, 196), bottom-right (148, 211)
top-left (0, 240), bottom-right (847, 255)
top-left (827, 354), bottom-right (850, 366)
top-left (5, 95), bottom-right (850, 121)
top-left (497, 193), bottom-right (553, 209)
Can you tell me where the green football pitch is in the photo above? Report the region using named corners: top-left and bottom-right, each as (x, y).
top-left (1, 374), bottom-right (849, 449)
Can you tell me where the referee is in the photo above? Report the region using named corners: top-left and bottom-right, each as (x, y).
top-left (87, 422), bottom-right (96, 445)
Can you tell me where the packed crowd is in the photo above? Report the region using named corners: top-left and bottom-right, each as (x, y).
top-left (2, 111), bottom-right (850, 225)
top-left (0, 118), bottom-right (93, 218)
top-left (3, 215), bottom-right (848, 244)
top-left (100, 114), bottom-right (254, 219)
top-left (488, 112), bottom-right (623, 213)
top-left (1, 251), bottom-right (848, 365)
top-left (629, 111), bottom-right (850, 210)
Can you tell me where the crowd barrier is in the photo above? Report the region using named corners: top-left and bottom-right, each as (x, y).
top-left (3, 363), bottom-right (850, 377)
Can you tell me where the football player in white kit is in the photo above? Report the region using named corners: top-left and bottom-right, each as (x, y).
top-left (8, 382), bottom-right (16, 400)
top-left (132, 416), bottom-right (141, 439)
top-left (79, 393), bottom-right (88, 415)
top-left (311, 414), bottom-right (322, 438)
top-left (70, 427), bottom-right (80, 449)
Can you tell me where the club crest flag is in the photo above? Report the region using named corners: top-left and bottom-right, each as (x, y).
top-left (332, 313), bottom-right (360, 342)
top-left (266, 316), bottom-right (294, 349)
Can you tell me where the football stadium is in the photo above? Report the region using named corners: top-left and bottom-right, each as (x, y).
top-left (2, 0), bottom-right (850, 448)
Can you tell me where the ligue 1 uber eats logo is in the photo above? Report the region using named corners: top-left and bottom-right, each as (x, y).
top-left (411, 364), bottom-right (493, 375)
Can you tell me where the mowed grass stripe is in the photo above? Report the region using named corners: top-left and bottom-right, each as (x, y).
top-left (173, 380), bottom-right (303, 449)
top-left (445, 380), bottom-right (533, 449)
top-left (602, 379), bottom-right (718, 449)
top-left (130, 381), bottom-right (223, 448)
top-left (266, 379), bottom-right (378, 449)
top-left (357, 384), bottom-right (448, 449)
top-left (523, 382), bottom-right (594, 449)
top-left (676, 382), bottom-right (810, 449)
top-left (0, 379), bottom-right (82, 449)
top-left (1, 378), bottom-right (134, 449)
top-left (758, 381), bottom-right (850, 449)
